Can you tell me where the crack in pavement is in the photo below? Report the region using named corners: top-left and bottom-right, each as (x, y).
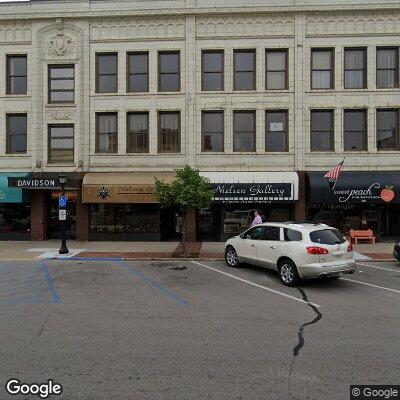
top-left (288, 288), bottom-right (322, 398)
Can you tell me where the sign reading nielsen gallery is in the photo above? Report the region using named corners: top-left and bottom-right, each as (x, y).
top-left (211, 183), bottom-right (292, 201)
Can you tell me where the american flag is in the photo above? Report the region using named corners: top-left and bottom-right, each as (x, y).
top-left (324, 159), bottom-right (344, 183)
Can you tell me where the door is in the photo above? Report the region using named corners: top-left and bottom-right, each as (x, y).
top-left (236, 226), bottom-right (265, 263)
top-left (256, 226), bottom-right (281, 268)
top-left (48, 191), bottom-right (76, 239)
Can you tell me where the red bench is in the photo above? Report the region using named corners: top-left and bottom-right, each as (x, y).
top-left (350, 229), bottom-right (376, 244)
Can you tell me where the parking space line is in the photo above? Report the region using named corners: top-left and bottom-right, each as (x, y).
top-left (357, 262), bottom-right (400, 273)
top-left (40, 263), bottom-right (61, 304)
top-left (342, 278), bottom-right (400, 295)
top-left (191, 261), bottom-right (320, 308)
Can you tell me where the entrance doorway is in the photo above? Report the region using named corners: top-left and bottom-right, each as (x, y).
top-left (48, 191), bottom-right (77, 239)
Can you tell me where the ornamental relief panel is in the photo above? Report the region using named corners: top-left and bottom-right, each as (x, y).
top-left (0, 21), bottom-right (31, 43)
top-left (48, 110), bottom-right (74, 121)
top-left (90, 17), bottom-right (185, 41)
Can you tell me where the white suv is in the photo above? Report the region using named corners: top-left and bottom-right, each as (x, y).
top-left (224, 222), bottom-right (356, 286)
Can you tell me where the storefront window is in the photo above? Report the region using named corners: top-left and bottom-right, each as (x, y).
top-left (0, 204), bottom-right (30, 239)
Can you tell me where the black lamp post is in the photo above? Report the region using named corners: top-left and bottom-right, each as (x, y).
top-left (59, 174), bottom-right (69, 254)
top-left (327, 178), bottom-right (335, 227)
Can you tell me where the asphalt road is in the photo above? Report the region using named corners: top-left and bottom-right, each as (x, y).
top-left (0, 258), bottom-right (399, 400)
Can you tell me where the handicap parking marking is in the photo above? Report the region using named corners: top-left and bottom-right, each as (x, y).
top-left (191, 261), bottom-right (320, 308)
top-left (356, 262), bottom-right (400, 274)
top-left (342, 277), bottom-right (400, 295)
top-left (40, 262), bottom-right (61, 304)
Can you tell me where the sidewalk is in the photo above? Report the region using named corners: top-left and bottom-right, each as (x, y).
top-left (0, 240), bottom-right (396, 261)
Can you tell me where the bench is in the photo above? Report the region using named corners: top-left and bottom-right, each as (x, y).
top-left (350, 229), bottom-right (376, 244)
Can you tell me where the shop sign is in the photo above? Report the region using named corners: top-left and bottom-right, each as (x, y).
top-left (83, 184), bottom-right (156, 203)
top-left (8, 177), bottom-right (57, 189)
top-left (334, 183), bottom-right (395, 203)
top-left (211, 183), bottom-right (292, 200)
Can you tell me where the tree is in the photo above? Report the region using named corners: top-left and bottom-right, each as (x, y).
top-left (154, 166), bottom-right (214, 252)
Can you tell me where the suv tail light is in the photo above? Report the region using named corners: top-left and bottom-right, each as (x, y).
top-left (306, 246), bottom-right (329, 255)
top-left (347, 243), bottom-right (353, 252)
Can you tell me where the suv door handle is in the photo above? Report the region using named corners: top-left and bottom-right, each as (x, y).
top-left (270, 246), bottom-right (277, 249)
top-left (251, 244), bottom-right (256, 247)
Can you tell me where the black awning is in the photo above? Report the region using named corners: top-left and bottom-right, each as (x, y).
top-left (308, 171), bottom-right (400, 204)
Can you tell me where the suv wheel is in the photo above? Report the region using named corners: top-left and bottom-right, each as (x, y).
top-left (225, 246), bottom-right (240, 268)
top-left (278, 259), bottom-right (299, 286)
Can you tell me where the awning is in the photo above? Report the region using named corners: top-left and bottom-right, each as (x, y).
top-left (82, 172), bottom-right (174, 203)
top-left (0, 173), bottom-right (30, 203)
top-left (308, 171), bottom-right (400, 204)
top-left (200, 172), bottom-right (299, 202)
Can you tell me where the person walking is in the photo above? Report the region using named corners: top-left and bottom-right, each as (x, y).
top-left (251, 210), bottom-right (263, 227)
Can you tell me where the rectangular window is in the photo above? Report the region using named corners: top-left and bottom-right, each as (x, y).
top-left (48, 65), bottom-right (74, 103)
top-left (127, 52), bottom-right (149, 92)
top-left (127, 112), bottom-right (149, 153)
top-left (344, 48), bottom-right (366, 89)
top-left (310, 110), bottom-right (334, 151)
top-left (6, 114), bottom-right (27, 154)
top-left (233, 111), bottom-right (255, 152)
top-left (202, 50), bottom-right (224, 91)
top-left (6, 55), bottom-right (27, 95)
top-left (266, 50), bottom-right (287, 90)
top-left (96, 113), bottom-right (118, 153)
top-left (377, 48), bottom-right (399, 88)
top-left (48, 125), bottom-right (74, 163)
top-left (311, 49), bottom-right (334, 89)
top-left (377, 109), bottom-right (399, 150)
top-left (233, 50), bottom-right (256, 90)
top-left (158, 112), bottom-right (180, 152)
top-left (158, 51), bottom-right (180, 92)
top-left (96, 53), bottom-right (118, 93)
top-left (266, 111), bottom-right (288, 151)
top-left (202, 111), bottom-right (224, 152)
top-left (344, 110), bottom-right (367, 151)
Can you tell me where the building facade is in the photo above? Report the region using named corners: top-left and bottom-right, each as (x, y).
top-left (1, 0), bottom-right (400, 241)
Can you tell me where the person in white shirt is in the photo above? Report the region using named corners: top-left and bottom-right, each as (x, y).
top-left (251, 210), bottom-right (263, 227)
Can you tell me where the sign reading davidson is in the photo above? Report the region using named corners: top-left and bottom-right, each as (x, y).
top-left (8, 177), bottom-right (57, 189)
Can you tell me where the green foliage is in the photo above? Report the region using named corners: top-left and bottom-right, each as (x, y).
top-left (154, 165), bottom-right (214, 212)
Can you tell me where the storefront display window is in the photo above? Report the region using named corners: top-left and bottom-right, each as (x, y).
top-left (0, 204), bottom-right (30, 240)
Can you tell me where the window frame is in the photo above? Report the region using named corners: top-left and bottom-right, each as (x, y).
top-left (344, 47), bottom-right (367, 89)
top-left (95, 112), bottom-right (118, 154)
top-left (310, 109), bottom-right (334, 152)
top-left (343, 109), bottom-right (367, 152)
top-left (201, 110), bottom-right (225, 152)
top-left (265, 49), bottom-right (288, 90)
top-left (48, 64), bottom-right (75, 104)
top-left (376, 108), bottom-right (399, 151)
top-left (126, 52), bottom-right (149, 93)
top-left (233, 110), bottom-right (256, 152)
top-left (376, 47), bottom-right (399, 89)
top-left (158, 51), bottom-right (181, 92)
top-left (311, 48), bottom-right (335, 90)
top-left (233, 49), bottom-right (256, 91)
top-left (126, 111), bottom-right (150, 153)
top-left (6, 54), bottom-right (27, 95)
top-left (6, 113), bottom-right (27, 154)
top-left (48, 124), bottom-right (74, 164)
top-left (201, 49), bottom-right (225, 91)
top-left (265, 110), bottom-right (288, 152)
top-left (95, 52), bottom-right (118, 94)
top-left (158, 111), bottom-right (181, 153)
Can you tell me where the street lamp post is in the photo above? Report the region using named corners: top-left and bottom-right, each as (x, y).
top-left (59, 174), bottom-right (69, 255)
top-left (327, 178), bottom-right (335, 227)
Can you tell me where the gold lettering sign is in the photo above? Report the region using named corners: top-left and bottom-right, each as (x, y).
top-left (83, 185), bottom-right (157, 203)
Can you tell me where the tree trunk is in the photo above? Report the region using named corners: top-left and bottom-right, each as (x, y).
top-left (182, 210), bottom-right (187, 256)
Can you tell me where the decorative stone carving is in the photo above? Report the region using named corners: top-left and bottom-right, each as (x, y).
top-left (47, 19), bottom-right (75, 57)
top-left (0, 21), bottom-right (31, 43)
top-left (48, 110), bottom-right (74, 121)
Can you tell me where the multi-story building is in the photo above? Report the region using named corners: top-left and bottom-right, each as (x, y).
top-left (1, 0), bottom-right (400, 242)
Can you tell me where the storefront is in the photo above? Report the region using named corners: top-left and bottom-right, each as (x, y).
top-left (82, 172), bottom-right (177, 241)
top-left (0, 173), bottom-right (31, 240)
top-left (198, 172), bottom-right (299, 241)
top-left (307, 171), bottom-right (400, 237)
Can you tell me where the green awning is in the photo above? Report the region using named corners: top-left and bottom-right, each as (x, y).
top-left (1, 173), bottom-right (30, 203)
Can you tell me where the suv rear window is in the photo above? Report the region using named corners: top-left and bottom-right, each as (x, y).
top-left (309, 229), bottom-right (345, 245)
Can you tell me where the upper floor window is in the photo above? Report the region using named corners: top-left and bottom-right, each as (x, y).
top-left (233, 50), bottom-right (256, 90)
top-left (6, 114), bottom-right (27, 154)
top-left (376, 48), bottom-right (399, 89)
top-left (202, 111), bottom-right (224, 152)
top-left (96, 113), bottom-right (118, 153)
top-left (158, 112), bottom-right (180, 152)
top-left (311, 49), bottom-right (334, 89)
top-left (48, 65), bottom-right (74, 103)
top-left (48, 124), bottom-right (74, 163)
top-left (344, 110), bottom-right (367, 151)
top-left (96, 53), bottom-right (118, 93)
top-left (344, 48), bottom-right (367, 89)
top-left (377, 109), bottom-right (399, 150)
top-left (127, 52), bottom-right (149, 93)
top-left (158, 51), bottom-right (180, 92)
top-left (127, 112), bottom-right (149, 153)
top-left (266, 111), bottom-right (288, 152)
top-left (265, 50), bottom-right (287, 90)
top-left (233, 111), bottom-right (255, 152)
top-left (6, 55), bottom-right (27, 95)
top-left (202, 50), bottom-right (224, 91)
top-left (310, 110), bottom-right (334, 152)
